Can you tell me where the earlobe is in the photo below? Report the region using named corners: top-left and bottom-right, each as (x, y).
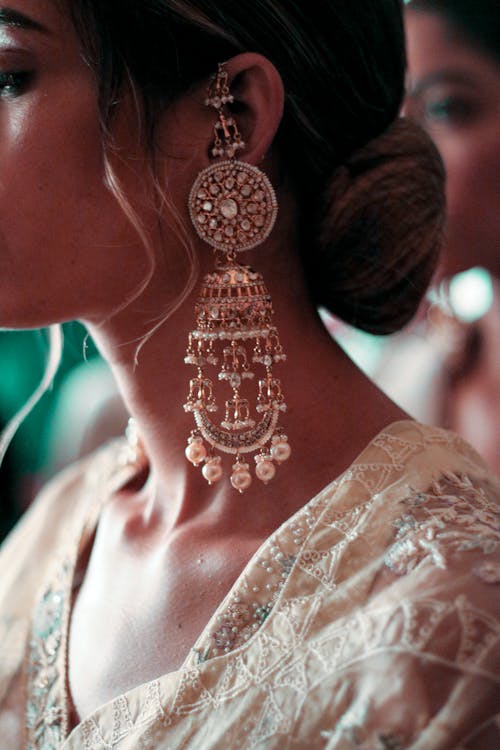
top-left (222, 52), bottom-right (285, 165)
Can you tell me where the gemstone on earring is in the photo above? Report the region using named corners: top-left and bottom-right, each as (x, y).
top-left (229, 373), bottom-right (242, 388)
top-left (220, 199), bottom-right (238, 219)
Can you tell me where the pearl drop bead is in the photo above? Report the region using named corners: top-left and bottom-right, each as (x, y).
top-left (231, 467), bottom-right (252, 492)
top-left (185, 441), bottom-right (207, 466)
top-left (271, 441), bottom-right (291, 463)
top-left (202, 460), bottom-right (223, 484)
top-left (255, 460), bottom-right (276, 484)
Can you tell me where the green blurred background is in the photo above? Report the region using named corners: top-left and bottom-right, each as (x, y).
top-left (0, 324), bottom-right (101, 541)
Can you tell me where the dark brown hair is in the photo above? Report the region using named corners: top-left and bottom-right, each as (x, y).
top-left (65, 0), bottom-right (445, 334)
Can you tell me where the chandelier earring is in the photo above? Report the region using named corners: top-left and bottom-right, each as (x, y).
top-left (184, 63), bottom-right (291, 492)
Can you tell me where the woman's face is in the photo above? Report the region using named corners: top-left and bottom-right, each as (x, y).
top-left (404, 10), bottom-right (500, 279)
top-left (0, 0), bottom-right (154, 328)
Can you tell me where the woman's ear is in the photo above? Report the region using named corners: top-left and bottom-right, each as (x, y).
top-left (222, 53), bottom-right (285, 165)
top-left (150, 53), bottom-right (284, 196)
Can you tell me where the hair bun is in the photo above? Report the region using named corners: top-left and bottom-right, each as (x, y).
top-left (309, 117), bottom-right (445, 334)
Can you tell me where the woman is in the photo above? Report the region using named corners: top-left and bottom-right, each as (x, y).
top-left (395, 0), bottom-right (500, 471)
top-left (0, 1), bottom-right (498, 748)
top-left (404, 0), bottom-right (500, 282)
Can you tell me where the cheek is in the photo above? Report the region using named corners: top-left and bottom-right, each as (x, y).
top-left (443, 135), bottom-right (500, 222)
top-left (0, 96), bottom-right (150, 326)
top-left (2, 102), bottom-right (107, 257)
top-left (433, 128), bottom-right (500, 274)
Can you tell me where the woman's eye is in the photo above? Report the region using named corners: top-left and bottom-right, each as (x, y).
top-left (0, 70), bottom-right (32, 97)
top-left (423, 96), bottom-right (474, 125)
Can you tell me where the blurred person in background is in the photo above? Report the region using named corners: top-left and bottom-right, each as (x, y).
top-left (371, 0), bottom-right (500, 473)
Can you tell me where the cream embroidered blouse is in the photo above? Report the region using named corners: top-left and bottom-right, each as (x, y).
top-left (0, 421), bottom-right (499, 749)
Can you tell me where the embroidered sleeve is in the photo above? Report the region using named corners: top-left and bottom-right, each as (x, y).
top-left (321, 471), bottom-right (500, 749)
top-left (384, 471), bottom-right (500, 577)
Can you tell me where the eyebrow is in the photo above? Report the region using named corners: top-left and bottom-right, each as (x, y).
top-left (0, 7), bottom-right (49, 33)
top-left (408, 70), bottom-right (477, 98)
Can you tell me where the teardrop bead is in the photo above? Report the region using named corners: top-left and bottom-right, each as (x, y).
top-left (202, 458), bottom-right (223, 484)
top-left (255, 460), bottom-right (276, 484)
top-left (270, 441), bottom-right (291, 463)
top-left (230, 464), bottom-right (252, 492)
top-left (185, 439), bottom-right (207, 466)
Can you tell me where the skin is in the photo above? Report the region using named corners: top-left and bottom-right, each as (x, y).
top-left (404, 9), bottom-right (500, 475)
top-left (0, 0), bottom-right (408, 724)
top-left (404, 9), bottom-right (500, 279)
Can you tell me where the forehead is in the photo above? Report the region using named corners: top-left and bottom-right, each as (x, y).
top-left (0, 0), bottom-right (72, 37)
top-left (405, 10), bottom-right (500, 83)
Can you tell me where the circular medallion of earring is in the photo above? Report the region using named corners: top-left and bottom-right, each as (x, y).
top-left (189, 160), bottom-right (278, 253)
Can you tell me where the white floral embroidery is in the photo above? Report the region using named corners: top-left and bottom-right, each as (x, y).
top-left (26, 585), bottom-right (67, 749)
top-left (385, 472), bottom-right (500, 576)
